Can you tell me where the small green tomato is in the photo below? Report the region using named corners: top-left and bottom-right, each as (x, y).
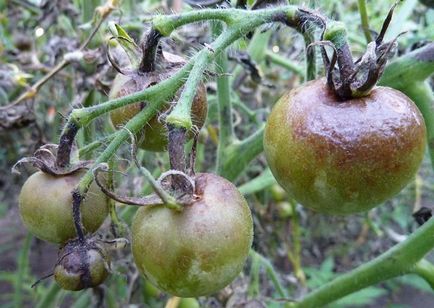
top-left (19, 170), bottom-right (108, 244)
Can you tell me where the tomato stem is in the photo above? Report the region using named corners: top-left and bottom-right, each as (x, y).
top-left (72, 190), bottom-right (85, 242)
top-left (138, 28), bottom-right (162, 73)
top-left (291, 217), bottom-right (434, 307)
top-left (167, 126), bottom-right (189, 192)
top-left (57, 121), bottom-right (79, 168)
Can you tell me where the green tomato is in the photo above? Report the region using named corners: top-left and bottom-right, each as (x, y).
top-left (19, 170), bottom-right (108, 243)
top-left (131, 173), bottom-right (253, 297)
top-left (264, 79), bottom-right (426, 215)
top-left (109, 55), bottom-right (207, 152)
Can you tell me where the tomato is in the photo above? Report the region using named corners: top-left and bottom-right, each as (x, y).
top-left (54, 239), bottom-right (110, 291)
top-left (264, 79), bottom-right (426, 215)
top-left (109, 53), bottom-right (207, 152)
top-left (19, 170), bottom-right (108, 243)
top-left (131, 173), bottom-right (253, 297)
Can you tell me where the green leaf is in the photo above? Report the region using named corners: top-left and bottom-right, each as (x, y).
top-left (108, 23), bottom-right (140, 68)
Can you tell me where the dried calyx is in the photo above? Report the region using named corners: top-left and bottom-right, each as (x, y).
top-left (108, 27), bottom-right (185, 78)
top-left (316, 3), bottom-right (402, 100)
top-left (12, 143), bottom-right (91, 176)
top-left (93, 163), bottom-right (198, 208)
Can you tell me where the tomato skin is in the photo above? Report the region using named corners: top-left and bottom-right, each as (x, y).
top-left (109, 73), bottom-right (207, 152)
top-left (264, 79), bottom-right (426, 215)
top-left (131, 173), bottom-right (253, 297)
top-left (19, 170), bottom-right (108, 243)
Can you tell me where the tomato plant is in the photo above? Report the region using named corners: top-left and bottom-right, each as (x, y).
top-left (1, 0), bottom-right (434, 307)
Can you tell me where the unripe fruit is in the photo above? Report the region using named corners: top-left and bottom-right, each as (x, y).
top-left (19, 170), bottom-right (108, 243)
top-left (131, 173), bottom-right (253, 297)
top-left (264, 79), bottom-right (426, 215)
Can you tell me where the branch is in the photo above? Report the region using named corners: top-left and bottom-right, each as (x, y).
top-left (218, 126), bottom-right (265, 181)
top-left (292, 217), bottom-right (434, 307)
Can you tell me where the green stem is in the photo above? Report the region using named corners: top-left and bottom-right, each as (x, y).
top-left (166, 12), bottom-right (285, 128)
top-left (213, 21), bottom-right (236, 174)
top-left (78, 134), bottom-right (117, 159)
top-left (107, 158), bottom-right (122, 236)
top-left (219, 126), bottom-right (265, 181)
top-left (292, 216), bottom-right (434, 308)
top-left (36, 283), bottom-right (62, 308)
top-left (238, 168), bottom-right (275, 195)
top-left (379, 42), bottom-right (434, 87)
top-left (357, 0), bottom-right (372, 43)
top-left (152, 8), bottom-right (238, 36)
top-left (71, 65), bottom-right (189, 127)
top-left (80, 91), bottom-right (95, 160)
top-left (76, 100), bottom-right (167, 196)
top-left (303, 31), bottom-right (317, 81)
top-left (138, 166), bottom-right (180, 210)
top-left (250, 249), bottom-right (288, 298)
top-left (413, 259), bottom-right (434, 290)
top-left (288, 199), bottom-right (306, 286)
top-left (248, 250), bottom-right (261, 297)
top-left (265, 50), bottom-right (305, 77)
top-left (13, 233), bottom-right (31, 308)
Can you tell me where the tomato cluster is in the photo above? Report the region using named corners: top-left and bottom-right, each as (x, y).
top-left (15, 7), bottom-right (428, 300)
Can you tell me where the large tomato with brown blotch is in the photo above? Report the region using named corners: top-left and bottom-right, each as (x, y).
top-left (264, 79), bottom-right (426, 215)
top-left (19, 170), bottom-right (108, 243)
top-left (131, 173), bottom-right (253, 297)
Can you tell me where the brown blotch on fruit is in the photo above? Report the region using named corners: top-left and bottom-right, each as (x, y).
top-left (264, 79), bottom-right (426, 215)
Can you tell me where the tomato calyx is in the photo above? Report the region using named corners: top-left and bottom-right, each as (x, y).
top-left (316, 3), bottom-right (402, 100)
top-left (93, 163), bottom-right (198, 209)
top-left (12, 143), bottom-right (92, 176)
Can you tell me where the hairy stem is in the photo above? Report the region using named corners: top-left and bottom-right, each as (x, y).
top-left (138, 28), bottom-right (162, 73)
top-left (57, 121), bottom-right (79, 168)
top-left (292, 216), bottom-right (434, 308)
top-left (75, 101), bottom-right (167, 210)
